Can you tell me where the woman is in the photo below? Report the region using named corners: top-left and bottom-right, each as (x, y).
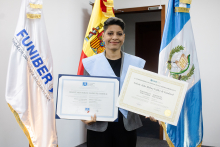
top-left (81, 17), bottom-right (146, 147)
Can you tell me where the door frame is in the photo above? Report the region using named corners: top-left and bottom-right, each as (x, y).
top-left (114, 5), bottom-right (165, 39)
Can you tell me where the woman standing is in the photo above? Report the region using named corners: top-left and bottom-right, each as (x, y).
top-left (81, 17), bottom-right (146, 147)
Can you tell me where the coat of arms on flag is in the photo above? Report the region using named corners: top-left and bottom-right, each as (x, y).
top-left (167, 45), bottom-right (195, 81)
top-left (85, 23), bottom-right (105, 54)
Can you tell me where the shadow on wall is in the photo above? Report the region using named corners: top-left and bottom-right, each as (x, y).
top-left (81, 8), bottom-right (91, 42)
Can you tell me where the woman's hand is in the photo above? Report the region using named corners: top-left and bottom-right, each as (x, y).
top-left (146, 116), bottom-right (161, 125)
top-left (81, 114), bottom-right (97, 125)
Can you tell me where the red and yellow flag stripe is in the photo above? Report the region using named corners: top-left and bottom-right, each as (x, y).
top-left (77, 0), bottom-right (114, 75)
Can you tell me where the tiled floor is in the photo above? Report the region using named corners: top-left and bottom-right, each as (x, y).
top-left (76, 137), bottom-right (211, 147)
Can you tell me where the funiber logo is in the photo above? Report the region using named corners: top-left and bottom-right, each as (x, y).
top-left (83, 82), bottom-right (87, 86)
top-left (13, 29), bottom-right (53, 100)
top-left (85, 108), bottom-right (90, 113)
top-left (150, 79), bottom-right (157, 83)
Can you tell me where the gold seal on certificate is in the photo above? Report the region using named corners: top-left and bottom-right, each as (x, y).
top-left (116, 66), bottom-right (188, 126)
top-left (164, 110), bottom-right (172, 117)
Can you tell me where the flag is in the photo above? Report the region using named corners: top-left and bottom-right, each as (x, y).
top-left (158, 0), bottom-right (203, 146)
top-left (5, 0), bottom-right (58, 146)
top-left (77, 0), bottom-right (115, 75)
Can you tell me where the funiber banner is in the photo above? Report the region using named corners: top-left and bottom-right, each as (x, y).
top-left (5, 0), bottom-right (58, 146)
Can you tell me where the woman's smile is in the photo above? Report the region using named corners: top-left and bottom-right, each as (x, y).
top-left (110, 41), bottom-right (120, 44)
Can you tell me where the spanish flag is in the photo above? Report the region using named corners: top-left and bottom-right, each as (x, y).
top-left (77, 0), bottom-right (115, 75)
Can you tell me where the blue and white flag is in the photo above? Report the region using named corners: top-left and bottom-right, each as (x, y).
top-left (159, 0), bottom-right (203, 147)
top-left (5, 0), bottom-right (58, 146)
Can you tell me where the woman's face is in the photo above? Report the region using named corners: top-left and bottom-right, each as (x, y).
top-left (102, 25), bottom-right (125, 51)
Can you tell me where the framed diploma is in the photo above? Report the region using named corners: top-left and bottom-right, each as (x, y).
top-left (56, 74), bottom-right (119, 122)
top-left (116, 66), bottom-right (188, 126)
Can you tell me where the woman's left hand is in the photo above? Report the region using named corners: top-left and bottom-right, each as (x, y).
top-left (81, 114), bottom-right (97, 125)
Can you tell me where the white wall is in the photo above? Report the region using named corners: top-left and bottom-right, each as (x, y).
top-left (1, 0), bottom-right (220, 146)
top-left (0, 0), bottom-right (91, 146)
top-left (190, 1), bottom-right (220, 146)
top-left (116, 11), bottom-right (161, 55)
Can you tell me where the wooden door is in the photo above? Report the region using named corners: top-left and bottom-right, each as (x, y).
top-left (135, 21), bottom-right (161, 139)
top-left (135, 21), bottom-right (161, 72)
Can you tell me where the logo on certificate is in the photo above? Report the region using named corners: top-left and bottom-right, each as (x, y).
top-left (150, 79), bottom-right (157, 83)
top-left (85, 108), bottom-right (90, 113)
top-left (83, 82), bottom-right (88, 86)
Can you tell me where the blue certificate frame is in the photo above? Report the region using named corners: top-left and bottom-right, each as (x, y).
top-left (55, 74), bottom-right (120, 122)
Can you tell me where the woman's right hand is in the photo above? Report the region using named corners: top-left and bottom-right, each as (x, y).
top-left (146, 116), bottom-right (161, 125)
top-left (81, 114), bottom-right (97, 125)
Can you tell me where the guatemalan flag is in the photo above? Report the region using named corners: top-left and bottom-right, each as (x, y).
top-left (5, 0), bottom-right (58, 146)
top-left (159, 0), bottom-right (203, 147)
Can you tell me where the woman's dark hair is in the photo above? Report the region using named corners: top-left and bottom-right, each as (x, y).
top-left (104, 17), bottom-right (125, 32)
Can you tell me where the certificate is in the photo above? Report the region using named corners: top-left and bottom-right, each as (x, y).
top-left (117, 66), bottom-right (188, 126)
top-left (56, 75), bottom-right (119, 122)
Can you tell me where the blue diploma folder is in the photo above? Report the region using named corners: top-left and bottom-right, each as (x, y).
top-left (55, 74), bottom-right (120, 122)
